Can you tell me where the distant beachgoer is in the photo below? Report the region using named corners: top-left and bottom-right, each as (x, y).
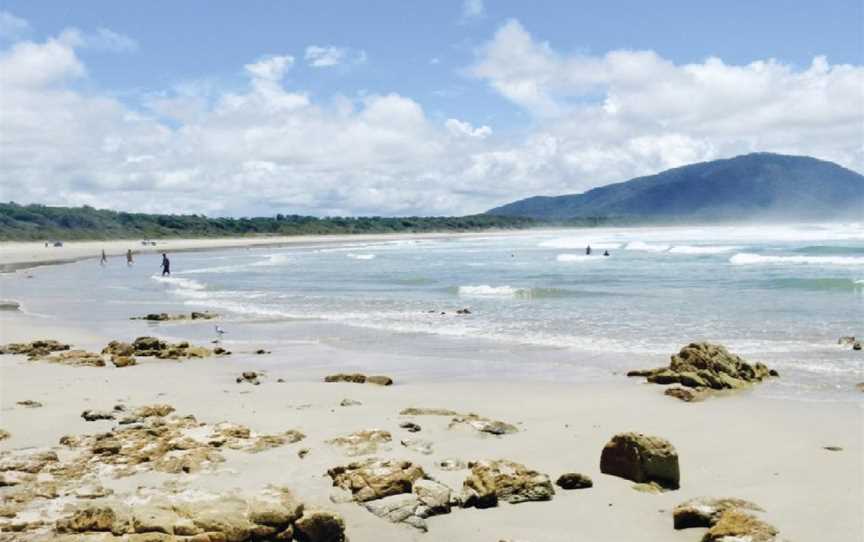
top-left (586, 245), bottom-right (592, 256)
top-left (126, 249), bottom-right (134, 266)
top-left (603, 250), bottom-right (610, 257)
top-left (44, 242), bottom-right (48, 248)
top-left (100, 250), bottom-right (107, 266)
top-left (161, 253), bottom-right (170, 276)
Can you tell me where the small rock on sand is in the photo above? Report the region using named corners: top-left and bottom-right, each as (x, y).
top-left (16, 400), bottom-right (43, 408)
top-left (556, 472), bottom-right (593, 490)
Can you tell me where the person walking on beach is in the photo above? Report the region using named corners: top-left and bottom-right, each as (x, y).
top-left (100, 250), bottom-right (108, 266)
top-left (585, 245), bottom-right (592, 256)
top-left (161, 253), bottom-right (171, 276)
top-left (126, 249), bottom-right (134, 266)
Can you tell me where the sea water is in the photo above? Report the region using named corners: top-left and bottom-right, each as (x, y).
top-left (6, 223), bottom-right (863, 400)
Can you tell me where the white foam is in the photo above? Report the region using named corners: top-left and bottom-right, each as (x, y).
top-left (556, 254), bottom-right (604, 262)
top-left (624, 241), bottom-right (670, 252)
top-left (250, 253), bottom-right (291, 267)
top-left (347, 253), bottom-right (376, 260)
top-left (539, 238), bottom-right (622, 250)
top-left (151, 276), bottom-right (205, 290)
top-left (458, 285), bottom-right (522, 297)
top-left (670, 245), bottom-right (739, 254)
top-left (730, 253), bottom-right (864, 266)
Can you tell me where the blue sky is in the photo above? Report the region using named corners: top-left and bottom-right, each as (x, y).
top-left (1, 1), bottom-right (862, 216)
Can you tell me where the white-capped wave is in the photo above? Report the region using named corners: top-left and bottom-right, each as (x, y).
top-left (730, 253), bottom-right (864, 266)
top-left (556, 254), bottom-right (604, 262)
top-left (251, 253), bottom-right (291, 267)
top-left (458, 285), bottom-right (522, 297)
top-left (624, 241), bottom-right (670, 252)
top-left (175, 264), bottom-right (247, 275)
top-left (151, 276), bottom-right (206, 290)
top-left (670, 245), bottom-right (739, 254)
top-left (347, 253), bottom-right (376, 260)
top-left (539, 238), bottom-right (622, 250)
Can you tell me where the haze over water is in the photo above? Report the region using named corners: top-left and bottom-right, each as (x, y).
top-left (13, 223), bottom-right (863, 400)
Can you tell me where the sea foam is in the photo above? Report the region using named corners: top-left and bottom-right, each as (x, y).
top-left (730, 253), bottom-right (864, 266)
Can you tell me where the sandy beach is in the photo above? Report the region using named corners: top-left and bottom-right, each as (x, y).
top-left (0, 234), bottom-right (862, 542)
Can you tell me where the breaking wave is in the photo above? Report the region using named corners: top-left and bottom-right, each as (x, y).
top-left (730, 253), bottom-right (864, 266)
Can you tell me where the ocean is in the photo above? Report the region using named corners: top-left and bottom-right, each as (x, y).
top-left (8, 223), bottom-right (863, 400)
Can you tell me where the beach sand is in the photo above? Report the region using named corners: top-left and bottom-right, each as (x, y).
top-left (0, 236), bottom-right (861, 541)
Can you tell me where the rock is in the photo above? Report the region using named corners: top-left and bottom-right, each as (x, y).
top-left (130, 311), bottom-right (217, 321)
top-left (16, 400), bottom-right (43, 408)
top-left (456, 308), bottom-right (471, 315)
top-left (673, 498), bottom-right (763, 529)
top-left (298, 448), bottom-right (310, 459)
top-left (324, 373), bottom-right (393, 385)
top-left (400, 407), bottom-right (460, 416)
top-left (81, 409), bottom-right (116, 422)
top-left (237, 371), bottom-right (260, 385)
top-left (111, 355), bottom-right (137, 368)
top-left (327, 430), bottom-right (391, 456)
top-left (103, 341), bottom-right (135, 357)
top-left (703, 509), bottom-right (778, 541)
top-left (213, 346), bottom-right (230, 356)
top-left (134, 404), bottom-right (176, 418)
top-left (854, 341), bottom-right (862, 351)
top-left (437, 458), bottom-right (466, 471)
top-left (838, 335), bottom-right (856, 346)
top-left (632, 481), bottom-right (665, 493)
top-left (327, 459), bottom-right (426, 502)
top-left (463, 459), bottom-right (555, 508)
top-left (294, 510), bottom-right (346, 542)
top-left (664, 386), bottom-right (708, 402)
top-left (823, 445), bottom-right (843, 451)
top-left (339, 399), bottom-right (361, 407)
top-left (628, 342), bottom-right (777, 394)
top-left (599, 432), bottom-right (680, 489)
top-left (0, 339), bottom-right (70, 358)
top-left (400, 438), bottom-right (434, 455)
top-left (44, 349), bottom-right (106, 367)
top-left (0, 429), bottom-right (9, 441)
top-left (449, 414), bottom-right (518, 436)
top-left (555, 472), bottom-right (593, 490)
top-left (399, 421), bottom-right (421, 432)
top-left (56, 504), bottom-right (123, 533)
top-left (412, 479), bottom-right (451, 517)
top-left (133, 336), bottom-right (165, 352)
top-left (363, 493), bottom-right (427, 531)
top-left (0, 300), bottom-right (20, 311)
top-left (254, 349), bottom-right (270, 355)
top-left (856, 383), bottom-right (864, 392)
top-left (190, 311), bottom-right (217, 320)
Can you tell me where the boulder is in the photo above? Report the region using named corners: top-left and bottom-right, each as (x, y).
top-left (362, 494), bottom-right (427, 531)
top-left (111, 355), bottom-right (137, 368)
top-left (462, 459), bottom-right (555, 508)
top-left (412, 479), bottom-right (451, 517)
top-left (555, 472), bottom-right (593, 490)
top-left (294, 510), bottom-right (346, 542)
top-left (673, 497), bottom-right (763, 529)
top-left (327, 459), bottom-right (426, 502)
top-left (703, 509), bottom-right (778, 541)
top-left (599, 432), bottom-right (680, 489)
top-left (102, 341), bottom-right (135, 357)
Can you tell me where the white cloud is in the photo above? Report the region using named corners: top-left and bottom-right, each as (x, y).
top-left (446, 118), bottom-right (492, 139)
top-left (86, 28), bottom-right (139, 52)
top-left (244, 54), bottom-right (294, 81)
top-left (0, 11), bottom-right (30, 40)
top-left (304, 45), bottom-right (366, 68)
top-left (461, 0), bottom-right (485, 20)
top-left (0, 21), bottom-right (861, 218)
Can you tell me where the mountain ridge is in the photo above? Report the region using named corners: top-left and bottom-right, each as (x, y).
top-left (487, 153), bottom-right (864, 221)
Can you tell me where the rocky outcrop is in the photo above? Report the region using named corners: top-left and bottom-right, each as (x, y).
top-left (628, 342), bottom-right (778, 396)
top-left (0, 340), bottom-right (70, 358)
top-left (130, 311), bottom-right (218, 321)
top-left (674, 499), bottom-right (779, 541)
top-left (555, 472), bottom-right (593, 490)
top-left (129, 336), bottom-right (215, 359)
top-left (2, 337), bottom-right (218, 368)
top-left (324, 373), bottom-right (394, 386)
top-left (600, 432), bottom-right (680, 489)
top-left (462, 459), bottom-right (555, 508)
top-left (326, 430), bottom-right (391, 456)
top-left (327, 459), bottom-right (427, 502)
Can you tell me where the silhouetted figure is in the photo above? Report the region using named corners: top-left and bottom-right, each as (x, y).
top-left (100, 250), bottom-right (107, 266)
top-left (603, 250), bottom-right (610, 257)
top-left (161, 253), bottom-right (170, 276)
top-left (586, 245), bottom-right (592, 256)
top-left (126, 249), bottom-right (134, 266)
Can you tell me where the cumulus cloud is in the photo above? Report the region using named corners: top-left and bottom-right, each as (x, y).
top-left (461, 0), bottom-right (485, 21)
top-left (304, 45), bottom-right (366, 68)
top-left (244, 54), bottom-right (294, 80)
top-left (0, 11), bottom-right (30, 40)
top-left (0, 20), bottom-right (861, 218)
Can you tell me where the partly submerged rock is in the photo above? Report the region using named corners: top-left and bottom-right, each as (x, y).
top-left (327, 459), bottom-right (426, 502)
top-left (462, 459), bottom-right (555, 508)
top-left (555, 472), bottom-right (593, 490)
top-left (600, 432), bottom-right (680, 489)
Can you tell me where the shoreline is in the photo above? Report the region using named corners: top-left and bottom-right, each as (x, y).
top-left (0, 229), bottom-right (560, 273)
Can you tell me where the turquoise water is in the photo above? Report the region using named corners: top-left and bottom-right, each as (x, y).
top-left (6, 223), bottom-right (863, 399)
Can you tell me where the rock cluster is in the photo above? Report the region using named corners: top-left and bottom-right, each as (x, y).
top-left (131, 311), bottom-right (218, 321)
top-left (628, 342), bottom-right (778, 400)
top-left (0, 340), bottom-right (70, 358)
top-left (324, 373), bottom-right (393, 386)
top-left (462, 459), bottom-right (555, 508)
top-left (326, 430), bottom-right (392, 456)
top-left (327, 459), bottom-right (427, 503)
top-left (600, 432), bottom-right (680, 489)
top-left (674, 498), bottom-right (777, 541)
top-left (400, 407), bottom-right (518, 437)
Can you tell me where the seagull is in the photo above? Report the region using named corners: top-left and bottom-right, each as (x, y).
top-left (214, 325), bottom-right (226, 342)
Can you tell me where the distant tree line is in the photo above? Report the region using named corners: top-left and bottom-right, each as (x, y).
top-left (0, 202), bottom-right (554, 241)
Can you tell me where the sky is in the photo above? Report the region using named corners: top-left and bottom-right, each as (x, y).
top-left (1, 0), bottom-right (862, 217)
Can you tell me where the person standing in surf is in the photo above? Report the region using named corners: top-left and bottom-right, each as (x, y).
top-left (585, 245), bottom-right (592, 256)
top-left (126, 249), bottom-right (134, 266)
top-left (161, 253), bottom-right (171, 276)
top-left (100, 250), bottom-right (108, 266)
